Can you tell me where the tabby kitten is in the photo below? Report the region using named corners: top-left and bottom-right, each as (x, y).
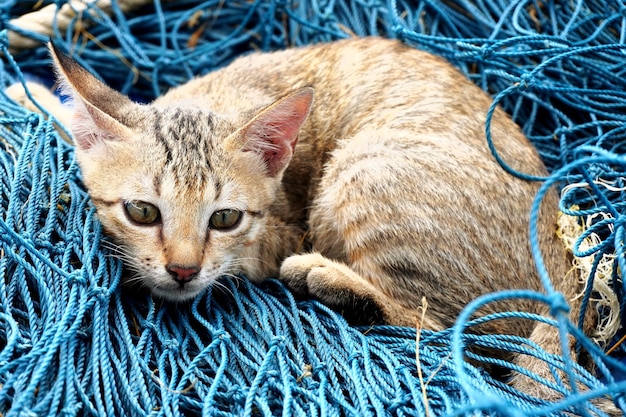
top-left (46, 37), bottom-right (615, 412)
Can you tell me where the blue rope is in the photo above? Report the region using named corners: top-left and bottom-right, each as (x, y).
top-left (2, 0), bottom-right (626, 415)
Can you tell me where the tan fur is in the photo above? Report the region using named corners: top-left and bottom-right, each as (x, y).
top-left (46, 38), bottom-right (617, 413)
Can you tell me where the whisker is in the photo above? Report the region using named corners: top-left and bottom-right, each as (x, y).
top-left (228, 257), bottom-right (276, 269)
top-left (124, 273), bottom-right (147, 285)
top-left (100, 241), bottom-right (137, 258)
top-left (211, 277), bottom-right (237, 299)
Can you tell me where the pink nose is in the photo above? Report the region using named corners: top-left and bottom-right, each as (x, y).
top-left (166, 265), bottom-right (200, 283)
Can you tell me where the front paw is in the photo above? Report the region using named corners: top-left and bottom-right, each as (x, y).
top-left (279, 253), bottom-right (329, 297)
top-left (279, 253), bottom-right (387, 325)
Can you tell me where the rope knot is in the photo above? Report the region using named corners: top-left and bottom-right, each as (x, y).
top-left (154, 56), bottom-right (171, 69)
top-left (479, 45), bottom-right (494, 60)
top-left (66, 271), bottom-right (86, 286)
top-left (164, 339), bottom-right (180, 352)
top-left (393, 25), bottom-right (407, 38)
top-left (212, 329), bottom-right (230, 340)
top-left (26, 113), bottom-right (41, 125)
top-left (548, 292), bottom-right (570, 317)
top-left (90, 286), bottom-right (110, 302)
top-left (143, 321), bottom-right (158, 333)
top-left (517, 72), bottom-right (537, 89)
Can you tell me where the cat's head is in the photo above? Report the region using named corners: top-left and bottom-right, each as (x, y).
top-left (50, 43), bottom-right (313, 301)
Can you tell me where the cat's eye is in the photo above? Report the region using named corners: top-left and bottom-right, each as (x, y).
top-left (209, 209), bottom-right (242, 230)
top-left (124, 200), bottom-right (161, 225)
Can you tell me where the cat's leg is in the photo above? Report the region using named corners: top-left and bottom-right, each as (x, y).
top-left (280, 252), bottom-right (442, 328)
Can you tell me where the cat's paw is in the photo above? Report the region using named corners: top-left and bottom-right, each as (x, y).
top-left (280, 253), bottom-right (363, 301)
top-left (279, 253), bottom-right (387, 324)
top-left (279, 253), bottom-right (330, 297)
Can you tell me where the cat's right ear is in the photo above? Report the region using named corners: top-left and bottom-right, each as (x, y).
top-left (49, 42), bottom-right (135, 150)
top-left (234, 87), bottom-right (314, 178)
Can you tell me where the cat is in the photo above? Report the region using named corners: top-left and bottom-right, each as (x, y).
top-left (34, 36), bottom-right (617, 413)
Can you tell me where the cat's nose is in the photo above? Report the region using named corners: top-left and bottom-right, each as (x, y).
top-left (166, 264), bottom-right (200, 283)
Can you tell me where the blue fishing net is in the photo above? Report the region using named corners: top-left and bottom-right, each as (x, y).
top-left (1, 0), bottom-right (626, 415)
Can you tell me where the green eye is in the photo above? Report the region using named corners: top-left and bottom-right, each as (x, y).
top-left (209, 209), bottom-right (242, 230)
top-left (124, 200), bottom-right (161, 225)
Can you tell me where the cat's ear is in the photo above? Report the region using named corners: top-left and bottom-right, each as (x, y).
top-left (238, 87), bottom-right (314, 177)
top-left (48, 42), bottom-right (135, 150)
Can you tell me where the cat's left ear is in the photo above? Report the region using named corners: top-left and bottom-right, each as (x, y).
top-left (49, 42), bottom-right (136, 151)
top-left (237, 87), bottom-right (314, 177)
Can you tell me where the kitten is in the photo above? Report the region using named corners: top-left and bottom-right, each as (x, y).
top-left (46, 37), bottom-right (616, 412)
